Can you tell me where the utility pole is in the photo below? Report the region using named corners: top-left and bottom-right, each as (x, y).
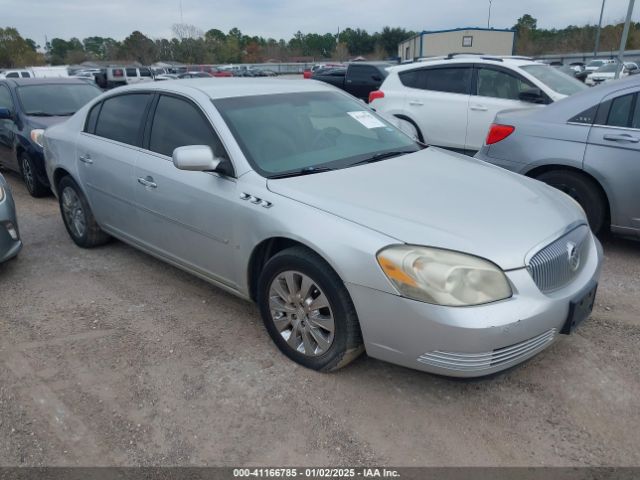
top-left (594, 0), bottom-right (606, 57)
top-left (487, 0), bottom-right (492, 29)
top-left (179, 0), bottom-right (184, 24)
top-left (615, 0), bottom-right (635, 79)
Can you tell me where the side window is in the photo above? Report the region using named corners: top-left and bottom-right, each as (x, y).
top-left (477, 68), bottom-right (534, 100)
top-left (0, 85), bottom-right (14, 109)
top-left (399, 67), bottom-right (472, 95)
top-left (606, 93), bottom-right (635, 128)
top-left (125, 68), bottom-right (137, 77)
top-left (632, 95), bottom-right (640, 129)
top-left (149, 95), bottom-right (227, 160)
top-left (6, 72), bottom-right (19, 78)
top-left (21, 71), bottom-right (31, 78)
top-left (94, 94), bottom-right (151, 146)
top-left (84, 102), bottom-right (101, 133)
top-left (139, 68), bottom-right (151, 77)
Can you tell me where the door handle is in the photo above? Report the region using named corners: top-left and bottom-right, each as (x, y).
top-left (137, 176), bottom-right (157, 188)
top-left (408, 101), bottom-right (424, 106)
top-left (79, 154), bottom-right (93, 164)
top-left (470, 105), bottom-right (489, 111)
top-left (603, 133), bottom-right (640, 143)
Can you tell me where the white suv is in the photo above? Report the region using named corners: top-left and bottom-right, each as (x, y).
top-left (371, 55), bottom-right (587, 153)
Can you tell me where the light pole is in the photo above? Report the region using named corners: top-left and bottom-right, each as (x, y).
top-left (487, 0), bottom-right (493, 29)
top-left (615, 0), bottom-right (636, 79)
top-left (594, 0), bottom-right (606, 57)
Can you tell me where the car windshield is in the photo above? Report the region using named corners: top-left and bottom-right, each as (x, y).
top-left (17, 83), bottom-right (102, 116)
top-left (587, 60), bottom-right (604, 68)
top-left (597, 63), bottom-right (621, 73)
top-left (520, 65), bottom-right (587, 95)
top-left (213, 91), bottom-right (419, 177)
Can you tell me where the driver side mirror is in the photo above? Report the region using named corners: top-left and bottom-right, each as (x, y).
top-left (0, 107), bottom-right (13, 120)
top-left (519, 87), bottom-right (547, 104)
top-left (172, 145), bottom-right (221, 172)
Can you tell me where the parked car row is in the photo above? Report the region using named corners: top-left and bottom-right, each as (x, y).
top-left (5, 64), bottom-right (638, 380)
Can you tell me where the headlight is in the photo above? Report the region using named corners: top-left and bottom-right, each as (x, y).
top-left (30, 129), bottom-right (45, 148)
top-left (377, 245), bottom-right (512, 306)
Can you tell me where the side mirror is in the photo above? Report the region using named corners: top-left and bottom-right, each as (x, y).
top-left (519, 87), bottom-right (546, 104)
top-left (0, 107), bottom-right (13, 120)
top-left (172, 145), bottom-right (221, 172)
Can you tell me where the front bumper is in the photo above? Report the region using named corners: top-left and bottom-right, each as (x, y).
top-left (347, 233), bottom-right (603, 377)
top-left (0, 221), bottom-right (21, 263)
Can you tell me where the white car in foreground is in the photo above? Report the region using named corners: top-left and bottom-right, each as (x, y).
top-left (370, 55), bottom-right (587, 154)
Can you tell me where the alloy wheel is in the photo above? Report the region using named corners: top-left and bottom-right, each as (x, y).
top-left (268, 270), bottom-right (335, 356)
top-left (21, 157), bottom-right (34, 193)
top-left (61, 187), bottom-right (87, 238)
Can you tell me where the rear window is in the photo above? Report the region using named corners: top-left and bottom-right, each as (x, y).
top-left (94, 94), bottom-right (151, 145)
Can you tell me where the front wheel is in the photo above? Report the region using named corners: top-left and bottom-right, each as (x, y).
top-left (394, 117), bottom-right (423, 142)
top-left (257, 246), bottom-right (364, 372)
top-left (20, 154), bottom-right (49, 197)
top-left (58, 176), bottom-right (110, 248)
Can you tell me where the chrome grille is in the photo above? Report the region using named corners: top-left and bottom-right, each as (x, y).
top-left (527, 225), bottom-right (590, 293)
top-left (417, 329), bottom-right (557, 372)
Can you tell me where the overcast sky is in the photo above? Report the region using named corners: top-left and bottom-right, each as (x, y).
top-left (2, 0), bottom-right (638, 45)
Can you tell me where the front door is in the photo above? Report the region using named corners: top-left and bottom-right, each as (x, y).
top-left (584, 88), bottom-right (640, 233)
top-left (466, 66), bottom-right (541, 153)
top-left (134, 93), bottom-right (238, 285)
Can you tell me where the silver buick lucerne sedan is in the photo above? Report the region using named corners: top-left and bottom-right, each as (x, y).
top-left (43, 79), bottom-right (602, 377)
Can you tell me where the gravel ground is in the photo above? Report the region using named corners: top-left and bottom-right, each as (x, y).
top-left (0, 171), bottom-right (639, 467)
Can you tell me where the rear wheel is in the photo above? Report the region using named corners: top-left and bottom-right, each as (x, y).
top-left (20, 153), bottom-right (49, 197)
top-left (535, 170), bottom-right (607, 233)
top-left (58, 176), bottom-right (110, 248)
top-left (257, 246), bottom-right (364, 372)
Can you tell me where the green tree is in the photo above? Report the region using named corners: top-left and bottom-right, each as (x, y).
top-left (378, 26), bottom-right (414, 57)
top-left (120, 30), bottom-right (157, 63)
top-left (0, 27), bottom-right (44, 67)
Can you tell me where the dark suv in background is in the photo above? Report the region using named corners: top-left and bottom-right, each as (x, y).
top-left (312, 62), bottom-right (392, 102)
top-left (0, 78), bottom-right (101, 196)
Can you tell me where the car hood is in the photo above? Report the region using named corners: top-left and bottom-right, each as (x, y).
top-left (267, 148), bottom-right (585, 270)
top-left (24, 115), bottom-right (71, 129)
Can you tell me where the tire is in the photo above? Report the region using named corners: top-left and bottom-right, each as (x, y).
top-left (535, 170), bottom-right (607, 234)
top-left (257, 246), bottom-right (364, 372)
top-left (57, 176), bottom-right (110, 248)
top-left (20, 153), bottom-right (49, 198)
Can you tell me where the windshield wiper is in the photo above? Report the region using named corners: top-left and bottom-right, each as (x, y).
top-left (55, 112), bottom-right (76, 116)
top-left (268, 166), bottom-right (334, 179)
top-left (349, 149), bottom-right (417, 167)
top-left (26, 111), bottom-right (55, 117)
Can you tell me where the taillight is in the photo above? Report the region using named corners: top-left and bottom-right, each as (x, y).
top-left (369, 90), bottom-right (384, 103)
top-left (486, 124), bottom-right (515, 145)
top-left (113, 69), bottom-right (123, 77)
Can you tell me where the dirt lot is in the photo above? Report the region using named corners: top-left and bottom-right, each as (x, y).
top-left (1, 171), bottom-right (639, 467)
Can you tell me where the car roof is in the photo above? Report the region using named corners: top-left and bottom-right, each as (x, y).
top-left (389, 56), bottom-right (541, 73)
top-left (0, 78), bottom-right (90, 86)
top-left (115, 78), bottom-right (336, 99)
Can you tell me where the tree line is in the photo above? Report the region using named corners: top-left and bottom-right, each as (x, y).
top-left (3, 15), bottom-right (640, 68)
top-left (0, 25), bottom-right (415, 67)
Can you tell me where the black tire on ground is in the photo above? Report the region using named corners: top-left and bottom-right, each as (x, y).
top-left (20, 153), bottom-right (49, 198)
top-left (57, 176), bottom-right (110, 248)
top-left (535, 170), bottom-right (607, 234)
top-left (257, 246), bottom-right (364, 372)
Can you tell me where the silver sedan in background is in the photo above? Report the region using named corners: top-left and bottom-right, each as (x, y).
top-left (476, 74), bottom-right (640, 238)
top-left (0, 173), bottom-right (21, 262)
top-left (43, 79), bottom-right (602, 377)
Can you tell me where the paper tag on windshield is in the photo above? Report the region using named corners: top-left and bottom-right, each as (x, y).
top-left (347, 111), bottom-right (385, 129)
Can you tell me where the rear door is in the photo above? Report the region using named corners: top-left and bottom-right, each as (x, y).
top-left (134, 93), bottom-right (238, 285)
top-left (400, 65), bottom-right (472, 151)
top-left (77, 92), bottom-right (153, 238)
top-left (466, 65), bottom-right (542, 153)
top-left (584, 88), bottom-right (640, 233)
